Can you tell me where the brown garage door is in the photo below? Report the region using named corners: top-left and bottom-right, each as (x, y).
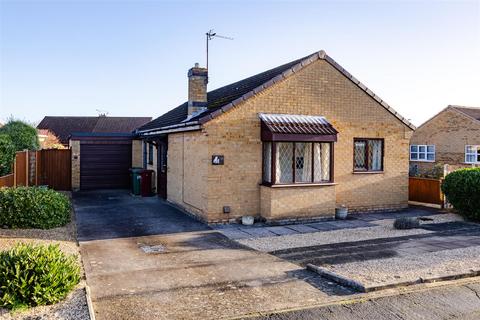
top-left (80, 142), bottom-right (132, 190)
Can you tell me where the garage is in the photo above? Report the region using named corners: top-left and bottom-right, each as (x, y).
top-left (72, 133), bottom-right (133, 190)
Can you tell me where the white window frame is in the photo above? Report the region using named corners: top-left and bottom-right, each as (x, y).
top-left (465, 145), bottom-right (480, 164)
top-left (410, 144), bottom-right (435, 162)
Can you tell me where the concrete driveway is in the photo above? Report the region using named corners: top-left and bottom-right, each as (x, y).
top-left (74, 190), bottom-right (351, 320)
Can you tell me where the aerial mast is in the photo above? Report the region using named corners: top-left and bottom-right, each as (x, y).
top-left (206, 29), bottom-right (233, 82)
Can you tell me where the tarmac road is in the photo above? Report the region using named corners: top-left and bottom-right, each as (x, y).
top-left (245, 281), bottom-right (480, 320)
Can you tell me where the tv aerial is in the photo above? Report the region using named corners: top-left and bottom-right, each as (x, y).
top-left (206, 29), bottom-right (233, 81)
top-left (96, 109), bottom-right (109, 117)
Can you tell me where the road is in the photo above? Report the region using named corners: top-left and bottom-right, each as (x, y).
top-left (242, 281), bottom-right (480, 320)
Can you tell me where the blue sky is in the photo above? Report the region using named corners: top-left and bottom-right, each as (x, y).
top-left (0, 0), bottom-right (479, 126)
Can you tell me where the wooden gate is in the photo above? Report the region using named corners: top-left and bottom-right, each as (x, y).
top-left (409, 177), bottom-right (444, 207)
top-left (36, 149), bottom-right (71, 190)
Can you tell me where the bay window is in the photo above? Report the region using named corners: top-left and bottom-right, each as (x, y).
top-left (259, 113), bottom-right (337, 185)
top-left (353, 138), bottom-right (384, 172)
top-left (465, 145), bottom-right (480, 163)
top-left (262, 141), bottom-right (332, 185)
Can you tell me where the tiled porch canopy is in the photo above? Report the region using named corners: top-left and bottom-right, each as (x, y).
top-left (259, 113), bottom-right (338, 142)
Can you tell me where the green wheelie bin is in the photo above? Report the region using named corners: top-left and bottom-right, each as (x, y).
top-left (130, 167), bottom-right (143, 195)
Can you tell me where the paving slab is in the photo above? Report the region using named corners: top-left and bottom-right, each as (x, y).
top-left (265, 226), bottom-right (299, 236)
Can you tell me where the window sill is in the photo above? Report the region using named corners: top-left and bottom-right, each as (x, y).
top-left (261, 182), bottom-right (337, 188)
top-left (352, 171), bottom-right (384, 174)
top-left (410, 160), bottom-right (435, 163)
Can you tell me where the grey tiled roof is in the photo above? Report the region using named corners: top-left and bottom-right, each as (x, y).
top-left (37, 116), bottom-right (151, 144)
top-left (451, 105), bottom-right (480, 122)
top-left (138, 50), bottom-right (415, 133)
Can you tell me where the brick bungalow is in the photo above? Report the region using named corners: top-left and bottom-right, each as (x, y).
top-left (134, 50), bottom-right (415, 223)
top-left (410, 105), bottom-right (480, 176)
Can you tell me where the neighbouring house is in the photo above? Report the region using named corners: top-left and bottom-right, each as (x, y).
top-left (37, 129), bottom-right (64, 149)
top-left (134, 50), bottom-right (415, 223)
top-left (409, 105), bottom-right (480, 177)
top-left (37, 116), bottom-right (151, 190)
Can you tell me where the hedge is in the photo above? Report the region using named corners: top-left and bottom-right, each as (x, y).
top-left (442, 168), bottom-right (480, 220)
top-left (0, 187), bottom-right (71, 229)
top-left (0, 243), bottom-right (80, 310)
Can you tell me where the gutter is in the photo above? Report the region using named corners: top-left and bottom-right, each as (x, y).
top-left (137, 123), bottom-right (201, 137)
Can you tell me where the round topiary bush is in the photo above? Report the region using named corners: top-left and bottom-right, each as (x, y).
top-left (0, 243), bottom-right (80, 310)
top-left (442, 168), bottom-right (480, 221)
top-left (0, 187), bottom-right (71, 229)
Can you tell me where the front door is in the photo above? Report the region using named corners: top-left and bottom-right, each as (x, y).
top-left (157, 139), bottom-right (168, 199)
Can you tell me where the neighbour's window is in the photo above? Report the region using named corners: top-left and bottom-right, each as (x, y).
top-left (148, 143), bottom-right (154, 165)
top-left (262, 142), bottom-right (332, 185)
top-left (353, 138), bottom-right (384, 172)
top-left (465, 145), bottom-right (480, 163)
top-left (410, 145), bottom-right (435, 162)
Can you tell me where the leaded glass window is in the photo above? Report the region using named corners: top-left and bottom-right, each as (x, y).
top-left (263, 142), bottom-right (272, 183)
top-left (276, 142), bottom-right (293, 183)
top-left (263, 141), bottom-right (333, 185)
top-left (353, 138), bottom-right (384, 172)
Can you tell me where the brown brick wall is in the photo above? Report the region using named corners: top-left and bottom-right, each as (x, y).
top-left (410, 107), bottom-right (480, 173)
top-left (166, 59), bottom-right (412, 222)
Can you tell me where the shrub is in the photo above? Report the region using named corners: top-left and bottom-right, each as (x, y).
top-left (442, 168), bottom-right (480, 220)
top-left (0, 134), bottom-right (15, 176)
top-left (393, 217), bottom-right (420, 230)
top-left (0, 187), bottom-right (71, 229)
top-left (0, 243), bottom-right (80, 310)
top-left (0, 119), bottom-right (39, 152)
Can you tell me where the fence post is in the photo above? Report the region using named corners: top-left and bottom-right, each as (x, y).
top-left (25, 150), bottom-right (29, 187)
top-left (35, 151), bottom-right (39, 186)
top-left (13, 154), bottom-right (17, 187)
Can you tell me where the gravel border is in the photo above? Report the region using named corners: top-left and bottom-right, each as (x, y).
top-left (0, 205), bottom-right (90, 320)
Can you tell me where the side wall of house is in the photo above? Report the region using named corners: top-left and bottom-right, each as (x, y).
top-left (200, 59), bottom-right (412, 222)
top-left (167, 131), bottom-right (209, 220)
top-left (132, 139), bottom-right (143, 168)
top-left (410, 108), bottom-right (480, 173)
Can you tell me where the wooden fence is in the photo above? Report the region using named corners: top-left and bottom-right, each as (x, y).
top-left (409, 177), bottom-right (444, 207)
top-left (0, 174), bottom-right (14, 188)
top-left (36, 149), bottom-right (71, 190)
top-left (0, 149), bottom-right (71, 190)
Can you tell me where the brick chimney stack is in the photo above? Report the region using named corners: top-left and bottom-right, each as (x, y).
top-left (187, 63), bottom-right (208, 116)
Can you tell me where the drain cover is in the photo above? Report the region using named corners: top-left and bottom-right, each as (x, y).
top-left (139, 244), bottom-right (167, 254)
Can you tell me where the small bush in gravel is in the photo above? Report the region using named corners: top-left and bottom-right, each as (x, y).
top-left (0, 243), bottom-right (80, 310)
top-left (0, 187), bottom-right (71, 229)
top-left (442, 168), bottom-right (480, 221)
top-left (394, 217), bottom-right (420, 230)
